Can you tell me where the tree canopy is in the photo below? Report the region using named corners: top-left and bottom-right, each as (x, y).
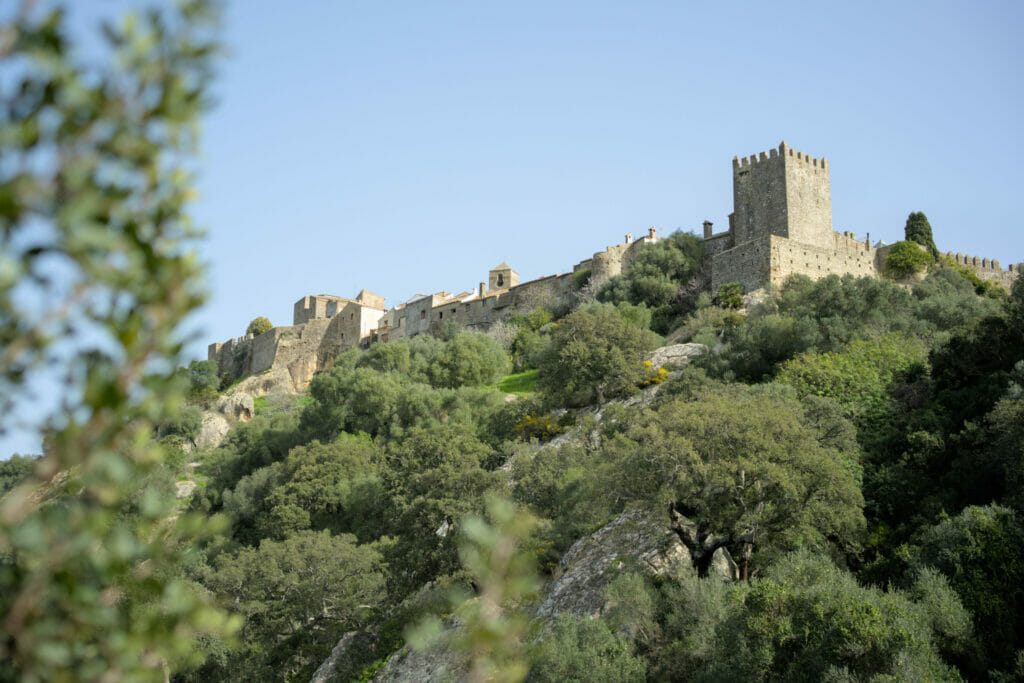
top-left (904, 211), bottom-right (939, 258)
top-left (246, 316), bottom-right (273, 336)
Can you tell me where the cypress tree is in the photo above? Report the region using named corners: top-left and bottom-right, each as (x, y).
top-left (904, 212), bottom-right (938, 258)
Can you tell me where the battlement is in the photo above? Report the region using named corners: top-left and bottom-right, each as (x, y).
top-left (946, 251), bottom-right (1021, 272)
top-left (733, 141), bottom-right (828, 174)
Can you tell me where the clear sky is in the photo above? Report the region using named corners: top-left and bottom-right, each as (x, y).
top-left (191, 0), bottom-right (1022, 352)
top-left (2, 0), bottom-right (1022, 456)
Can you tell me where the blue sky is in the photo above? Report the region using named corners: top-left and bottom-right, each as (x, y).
top-left (191, 0), bottom-right (1022, 352)
top-left (2, 1), bottom-right (1021, 456)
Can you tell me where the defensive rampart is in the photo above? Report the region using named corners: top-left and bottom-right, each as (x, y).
top-left (945, 252), bottom-right (1019, 290)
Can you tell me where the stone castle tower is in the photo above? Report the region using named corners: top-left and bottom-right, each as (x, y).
top-left (708, 141), bottom-right (874, 292)
top-left (730, 141), bottom-right (832, 249)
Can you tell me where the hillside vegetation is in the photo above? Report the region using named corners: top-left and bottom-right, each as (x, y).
top-left (161, 265), bottom-right (1022, 681)
top-left (2, 4), bottom-right (1022, 679)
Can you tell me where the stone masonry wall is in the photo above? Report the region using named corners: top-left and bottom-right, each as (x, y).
top-left (711, 236), bottom-right (772, 293)
top-left (768, 231), bottom-right (878, 288)
top-left (782, 148), bottom-right (832, 250)
top-left (945, 252), bottom-right (1020, 290)
top-left (732, 150), bottom-right (788, 245)
top-left (703, 231), bottom-right (733, 259)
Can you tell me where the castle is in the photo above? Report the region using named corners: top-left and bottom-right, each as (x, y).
top-left (209, 142), bottom-right (1020, 393)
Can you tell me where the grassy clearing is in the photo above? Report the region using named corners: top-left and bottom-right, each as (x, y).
top-left (495, 369), bottom-right (538, 395)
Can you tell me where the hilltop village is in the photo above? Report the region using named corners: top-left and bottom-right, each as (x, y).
top-left (209, 142), bottom-right (1019, 392)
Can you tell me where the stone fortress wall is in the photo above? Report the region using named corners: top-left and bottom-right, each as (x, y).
top-left (209, 143), bottom-right (1020, 394)
top-left (208, 227), bottom-right (659, 390)
top-left (943, 252), bottom-right (1019, 289)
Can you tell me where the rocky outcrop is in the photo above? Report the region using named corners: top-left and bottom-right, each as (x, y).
top-left (536, 506), bottom-right (690, 620)
top-left (233, 366), bottom-right (301, 397)
top-left (373, 632), bottom-right (462, 683)
top-left (536, 506), bottom-right (735, 621)
top-left (363, 507), bottom-right (737, 682)
top-left (648, 343), bottom-right (708, 370)
top-left (175, 480), bottom-right (198, 499)
top-left (193, 390), bottom-right (256, 451)
top-left (196, 411), bottom-right (230, 450)
top-left (310, 631), bottom-right (377, 683)
top-left (215, 392), bottom-right (254, 422)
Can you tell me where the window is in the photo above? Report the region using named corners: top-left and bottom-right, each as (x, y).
top-left (420, 310), bottom-right (426, 320)
top-left (439, 312), bottom-right (443, 320)
top-left (497, 274), bottom-right (504, 287)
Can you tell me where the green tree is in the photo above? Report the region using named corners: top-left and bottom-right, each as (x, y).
top-left (0, 454), bottom-right (38, 499)
top-left (360, 339), bottom-right (411, 374)
top-left (384, 425), bottom-right (505, 593)
top-left (596, 231), bottom-right (705, 333)
top-left (203, 529), bottom-right (386, 679)
top-left (429, 331), bottom-right (510, 388)
top-left (715, 282), bottom-right (743, 308)
top-left (905, 211), bottom-right (939, 258)
top-left (884, 240), bottom-right (932, 279)
top-left (701, 551), bottom-right (967, 681)
top-left (245, 316), bottom-right (272, 336)
top-left (408, 496), bottom-right (541, 683)
top-left (537, 302), bottom-right (661, 407)
top-left (908, 505), bottom-right (1024, 677)
top-left (701, 312), bottom-right (821, 382)
top-left (528, 615), bottom-right (646, 682)
top-left (177, 358), bottom-right (220, 403)
top-left (604, 385), bottom-right (865, 577)
top-left (0, 2), bottom-right (238, 679)
top-left (777, 335), bottom-right (928, 418)
top-left (234, 435), bottom-right (386, 543)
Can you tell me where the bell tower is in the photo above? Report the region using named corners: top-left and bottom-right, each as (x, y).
top-left (488, 262), bottom-right (518, 292)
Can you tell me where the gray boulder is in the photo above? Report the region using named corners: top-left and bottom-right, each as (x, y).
top-left (310, 631), bottom-right (376, 683)
top-left (648, 343), bottom-right (708, 370)
top-left (234, 366), bottom-right (299, 397)
top-left (196, 411), bottom-right (230, 450)
top-left (215, 391), bottom-right (254, 422)
top-left (536, 506), bottom-right (695, 621)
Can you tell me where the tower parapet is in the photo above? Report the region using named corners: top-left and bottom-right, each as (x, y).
top-left (731, 141), bottom-right (832, 252)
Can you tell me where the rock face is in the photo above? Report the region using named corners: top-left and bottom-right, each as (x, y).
top-left (310, 631), bottom-right (376, 683)
top-left (233, 366), bottom-right (301, 397)
top-left (648, 343), bottom-right (708, 370)
top-left (364, 507), bottom-right (737, 682)
top-left (373, 632), bottom-right (462, 683)
top-left (196, 411), bottom-right (230, 450)
top-left (175, 480), bottom-right (197, 499)
top-left (536, 506), bottom-right (691, 621)
top-left (215, 392), bottom-right (254, 422)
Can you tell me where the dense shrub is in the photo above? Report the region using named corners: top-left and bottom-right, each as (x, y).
top-left (778, 335), bottom-right (928, 417)
top-left (246, 316), bottom-right (272, 336)
top-left (907, 505), bottom-right (1024, 677)
top-left (528, 615), bottom-right (646, 682)
top-left (884, 240), bottom-right (932, 278)
top-left (715, 282), bottom-right (743, 308)
top-left (537, 302), bottom-right (661, 407)
top-left (596, 231), bottom-right (705, 332)
top-left (700, 551), bottom-right (967, 681)
top-left (429, 331), bottom-right (509, 388)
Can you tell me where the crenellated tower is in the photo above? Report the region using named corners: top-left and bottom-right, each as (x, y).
top-left (731, 141), bottom-right (832, 250)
